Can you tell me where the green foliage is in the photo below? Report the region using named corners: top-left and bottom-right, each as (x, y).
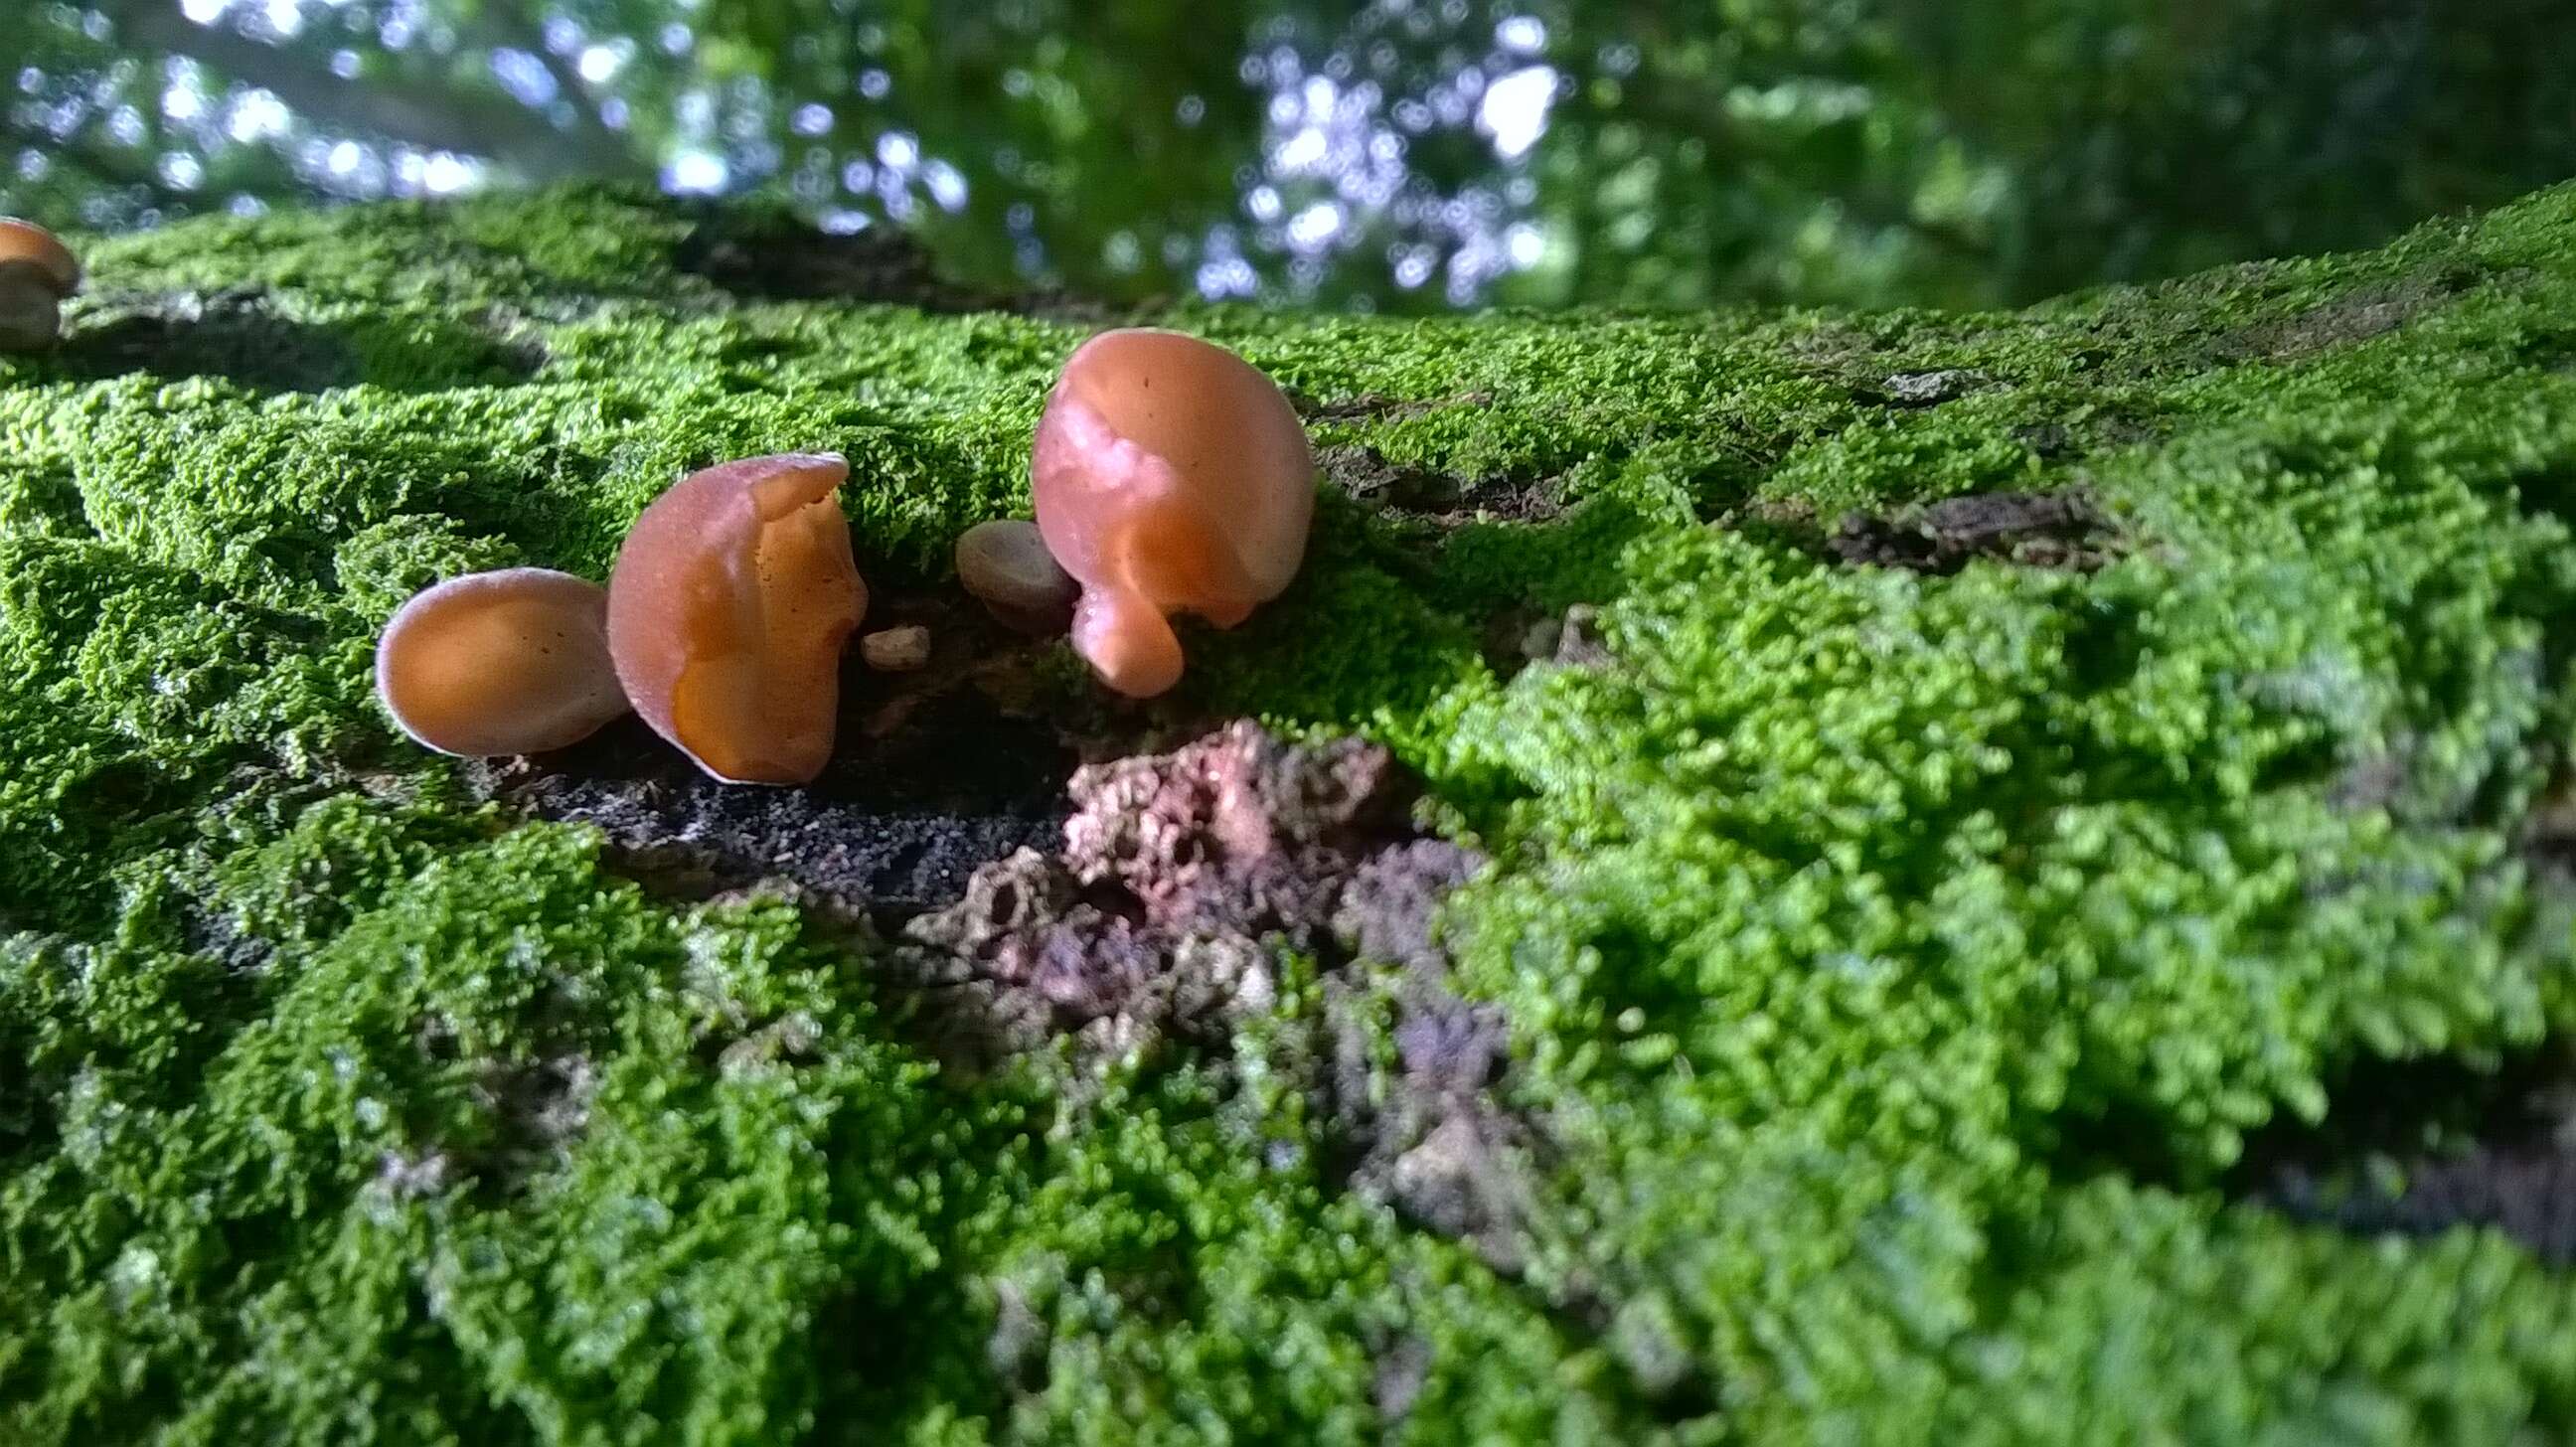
top-left (7, 182), bottom-right (2576, 1440)
top-left (7, 2), bottom-right (2574, 310)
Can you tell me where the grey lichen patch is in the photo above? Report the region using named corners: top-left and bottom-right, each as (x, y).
top-left (1513, 605), bottom-right (1611, 671)
top-left (2219, 264), bottom-right (2482, 361)
top-left (1370, 1335), bottom-right (1435, 1423)
top-left (371, 1148), bottom-right (457, 1202)
top-left (462, 303), bottom-right (556, 376)
top-left (1478, 603), bottom-right (1613, 684)
top-left (1871, 369), bottom-right (1993, 406)
top-left (406, 1002), bottom-right (600, 1200)
top-left (1318, 841), bottom-right (1544, 1271)
top-left (708, 1009), bottom-right (825, 1072)
top-left (468, 1050), bottom-right (599, 1187)
top-left (173, 894), bottom-right (279, 975)
top-left (984, 1274), bottom-right (1051, 1392)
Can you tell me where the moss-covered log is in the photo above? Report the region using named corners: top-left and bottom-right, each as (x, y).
top-left (8, 183), bottom-right (2576, 1442)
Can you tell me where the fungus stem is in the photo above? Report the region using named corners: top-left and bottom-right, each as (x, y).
top-left (1072, 588), bottom-right (1186, 699)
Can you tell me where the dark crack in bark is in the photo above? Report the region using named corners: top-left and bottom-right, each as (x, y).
top-left (469, 595), bottom-right (1078, 928)
top-left (2234, 1048), bottom-right (2576, 1264)
top-left (1294, 389), bottom-right (1495, 422)
top-left (1828, 488), bottom-right (2118, 573)
top-left (675, 211), bottom-right (1118, 321)
top-left (1321, 443), bottom-right (1564, 527)
top-left (59, 287), bottom-right (543, 393)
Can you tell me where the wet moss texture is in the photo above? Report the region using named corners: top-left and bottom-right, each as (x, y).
top-left (9, 183), bottom-right (2576, 1442)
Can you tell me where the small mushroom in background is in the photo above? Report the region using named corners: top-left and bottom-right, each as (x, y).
top-left (1032, 328), bottom-right (1314, 698)
top-left (606, 452), bottom-right (867, 785)
top-left (0, 220), bottom-right (80, 354)
top-left (376, 568), bottom-right (629, 757)
top-left (954, 518), bottom-right (1078, 636)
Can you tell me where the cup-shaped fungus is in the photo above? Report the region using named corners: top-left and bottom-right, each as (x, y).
top-left (0, 220), bottom-right (80, 354)
top-left (606, 452), bottom-right (867, 785)
top-left (955, 518), bottom-right (1079, 636)
top-left (1032, 328), bottom-right (1314, 698)
top-left (377, 568), bottom-right (629, 756)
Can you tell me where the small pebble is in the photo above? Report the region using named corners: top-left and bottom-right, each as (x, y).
top-left (862, 625), bottom-right (931, 672)
top-left (1520, 604), bottom-right (1608, 667)
top-left (956, 519), bottom-right (1079, 636)
top-left (1880, 369), bottom-right (1988, 406)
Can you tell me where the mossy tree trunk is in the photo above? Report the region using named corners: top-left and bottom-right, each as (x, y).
top-left (5, 183), bottom-right (2576, 1442)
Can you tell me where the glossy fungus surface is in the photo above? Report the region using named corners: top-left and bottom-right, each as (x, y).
top-left (606, 452), bottom-right (867, 784)
top-left (1032, 329), bottom-right (1314, 697)
top-left (0, 219), bottom-right (79, 353)
top-left (376, 568), bottom-right (628, 757)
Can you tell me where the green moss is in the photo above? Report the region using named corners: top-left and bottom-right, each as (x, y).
top-left (7, 182), bottom-right (2576, 1440)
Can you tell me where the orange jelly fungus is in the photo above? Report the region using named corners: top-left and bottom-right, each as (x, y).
top-left (376, 568), bottom-right (629, 757)
top-left (606, 452), bottom-right (867, 784)
top-left (1032, 328), bottom-right (1314, 698)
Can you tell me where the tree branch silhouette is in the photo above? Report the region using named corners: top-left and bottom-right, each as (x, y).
top-left (1, 117), bottom-right (195, 208)
top-left (102, 0), bottom-right (646, 182)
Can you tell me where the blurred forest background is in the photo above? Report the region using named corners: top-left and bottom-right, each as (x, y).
top-left (6, 0), bottom-right (2574, 312)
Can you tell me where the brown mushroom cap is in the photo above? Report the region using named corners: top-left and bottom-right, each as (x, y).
top-left (0, 220), bottom-right (80, 296)
top-left (955, 518), bottom-right (1079, 636)
top-left (376, 568), bottom-right (629, 757)
top-left (605, 452), bottom-right (867, 785)
top-left (0, 221), bottom-right (77, 354)
top-left (1031, 328), bottom-right (1314, 698)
